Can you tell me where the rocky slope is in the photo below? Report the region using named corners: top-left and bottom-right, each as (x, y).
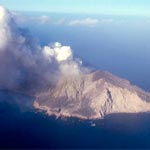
top-left (34, 71), bottom-right (150, 119)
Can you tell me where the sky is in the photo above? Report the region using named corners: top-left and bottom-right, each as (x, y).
top-left (0, 0), bottom-right (150, 16)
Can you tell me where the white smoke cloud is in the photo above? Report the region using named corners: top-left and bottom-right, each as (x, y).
top-left (42, 42), bottom-right (83, 76)
top-left (0, 6), bottom-right (12, 50)
top-left (0, 6), bottom-right (86, 93)
top-left (43, 42), bottom-right (72, 62)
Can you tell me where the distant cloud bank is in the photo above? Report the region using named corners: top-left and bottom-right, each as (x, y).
top-left (12, 11), bottom-right (116, 27)
top-left (68, 18), bottom-right (99, 26)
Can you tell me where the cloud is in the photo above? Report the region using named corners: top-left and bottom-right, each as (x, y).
top-left (0, 6), bottom-right (86, 93)
top-left (37, 15), bottom-right (52, 24)
top-left (11, 12), bottom-right (116, 27)
top-left (11, 12), bottom-right (52, 25)
top-left (68, 18), bottom-right (116, 26)
top-left (68, 18), bottom-right (99, 26)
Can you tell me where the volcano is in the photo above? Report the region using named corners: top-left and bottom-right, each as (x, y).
top-left (34, 70), bottom-right (150, 119)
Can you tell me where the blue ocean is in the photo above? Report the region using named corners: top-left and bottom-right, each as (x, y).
top-left (1, 90), bottom-right (150, 149)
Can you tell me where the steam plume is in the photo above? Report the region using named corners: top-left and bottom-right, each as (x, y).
top-left (0, 6), bottom-right (85, 94)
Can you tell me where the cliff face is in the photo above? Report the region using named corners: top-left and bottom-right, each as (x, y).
top-left (34, 71), bottom-right (150, 119)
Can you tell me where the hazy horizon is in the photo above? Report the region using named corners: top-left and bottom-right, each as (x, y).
top-left (1, 0), bottom-right (150, 16)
